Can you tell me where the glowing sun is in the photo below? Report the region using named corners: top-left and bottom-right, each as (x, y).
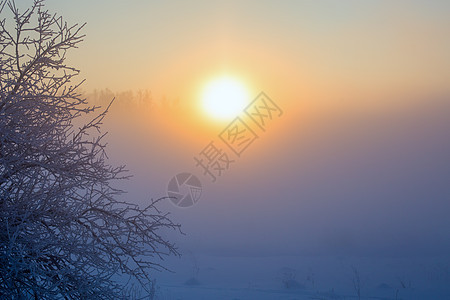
top-left (202, 77), bottom-right (250, 120)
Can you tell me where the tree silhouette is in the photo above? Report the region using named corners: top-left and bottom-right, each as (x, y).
top-left (0, 0), bottom-right (180, 298)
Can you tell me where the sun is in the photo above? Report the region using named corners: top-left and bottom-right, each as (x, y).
top-left (202, 76), bottom-right (250, 120)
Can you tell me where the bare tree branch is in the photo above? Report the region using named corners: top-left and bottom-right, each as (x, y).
top-left (0, 1), bottom-right (181, 298)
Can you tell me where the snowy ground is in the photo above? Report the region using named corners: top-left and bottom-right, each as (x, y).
top-left (152, 254), bottom-right (450, 300)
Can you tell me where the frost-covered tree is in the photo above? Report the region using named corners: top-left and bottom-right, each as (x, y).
top-left (0, 0), bottom-right (180, 298)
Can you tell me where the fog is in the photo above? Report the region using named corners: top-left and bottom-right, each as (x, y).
top-left (97, 93), bottom-right (450, 259)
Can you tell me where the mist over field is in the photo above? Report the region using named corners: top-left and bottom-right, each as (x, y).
top-left (97, 92), bottom-right (450, 257)
top-left (88, 90), bottom-right (450, 298)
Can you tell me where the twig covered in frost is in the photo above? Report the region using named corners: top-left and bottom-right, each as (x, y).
top-left (0, 1), bottom-right (181, 298)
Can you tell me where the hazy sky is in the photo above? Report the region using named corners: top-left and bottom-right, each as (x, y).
top-left (44, 0), bottom-right (450, 103)
top-left (25, 1), bottom-right (450, 257)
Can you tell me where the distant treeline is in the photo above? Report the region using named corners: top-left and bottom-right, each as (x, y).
top-left (84, 88), bottom-right (180, 110)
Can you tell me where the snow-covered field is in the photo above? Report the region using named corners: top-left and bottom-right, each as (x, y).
top-left (153, 254), bottom-right (450, 300)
